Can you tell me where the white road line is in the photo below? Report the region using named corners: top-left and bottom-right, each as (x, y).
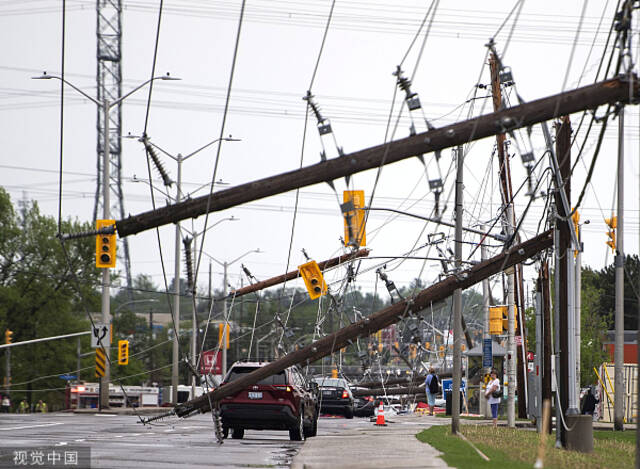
top-left (0, 422), bottom-right (64, 431)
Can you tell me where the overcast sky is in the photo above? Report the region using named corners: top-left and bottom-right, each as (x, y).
top-left (1, 0), bottom-right (639, 303)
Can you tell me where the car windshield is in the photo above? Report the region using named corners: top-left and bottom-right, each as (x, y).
top-left (225, 366), bottom-right (287, 385)
top-left (314, 378), bottom-right (347, 388)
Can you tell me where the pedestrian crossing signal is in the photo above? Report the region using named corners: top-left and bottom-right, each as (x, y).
top-left (118, 340), bottom-right (129, 365)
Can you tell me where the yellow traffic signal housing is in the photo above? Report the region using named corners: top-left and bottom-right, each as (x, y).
top-left (489, 306), bottom-right (503, 335)
top-left (218, 323), bottom-right (230, 350)
top-left (605, 216), bottom-right (617, 252)
top-left (118, 340), bottom-right (129, 365)
top-left (377, 342), bottom-right (384, 353)
top-left (490, 305), bottom-right (518, 334)
top-left (4, 329), bottom-right (13, 344)
top-left (298, 260), bottom-right (327, 300)
top-left (342, 190), bottom-right (366, 247)
top-left (331, 368), bottom-right (338, 379)
top-left (95, 219), bottom-right (116, 268)
top-left (409, 344), bottom-right (417, 359)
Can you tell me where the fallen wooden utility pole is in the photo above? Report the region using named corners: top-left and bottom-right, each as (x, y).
top-left (169, 230), bottom-right (552, 418)
top-left (116, 76), bottom-right (636, 238)
top-left (352, 386), bottom-right (427, 398)
top-left (229, 249), bottom-right (369, 298)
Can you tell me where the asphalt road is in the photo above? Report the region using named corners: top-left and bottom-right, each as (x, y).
top-left (0, 412), bottom-right (369, 469)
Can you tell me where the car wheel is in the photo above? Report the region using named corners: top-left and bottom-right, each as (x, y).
top-left (304, 409), bottom-right (318, 438)
top-left (345, 407), bottom-right (354, 419)
top-left (289, 406), bottom-right (305, 441)
top-left (231, 428), bottom-right (244, 439)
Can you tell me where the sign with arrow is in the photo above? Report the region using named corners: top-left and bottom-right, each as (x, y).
top-left (91, 323), bottom-right (109, 349)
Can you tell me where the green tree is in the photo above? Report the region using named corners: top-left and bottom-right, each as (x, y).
top-left (0, 188), bottom-right (100, 409)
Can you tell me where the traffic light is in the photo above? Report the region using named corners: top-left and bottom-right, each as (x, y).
top-left (342, 190), bottom-right (366, 247)
top-left (218, 323), bottom-right (230, 350)
top-left (4, 329), bottom-right (13, 344)
top-left (377, 342), bottom-right (384, 353)
top-left (605, 216), bottom-right (617, 252)
top-left (95, 219), bottom-right (116, 268)
top-left (117, 340), bottom-right (129, 365)
top-left (331, 368), bottom-right (338, 379)
top-left (298, 260), bottom-right (327, 300)
top-left (490, 306), bottom-right (518, 334)
top-left (571, 210), bottom-right (580, 239)
top-left (489, 306), bottom-right (503, 335)
top-left (409, 344), bottom-right (417, 359)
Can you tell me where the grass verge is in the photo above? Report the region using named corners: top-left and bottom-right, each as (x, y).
top-left (416, 425), bottom-right (633, 469)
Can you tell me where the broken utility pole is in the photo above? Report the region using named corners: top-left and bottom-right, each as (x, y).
top-left (164, 230), bottom-right (552, 419)
top-left (229, 249), bottom-right (369, 298)
top-left (116, 76), bottom-right (637, 239)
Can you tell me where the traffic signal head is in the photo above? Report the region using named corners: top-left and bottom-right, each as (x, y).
top-left (605, 216), bottom-right (617, 229)
top-left (298, 260), bottom-right (327, 300)
top-left (331, 368), bottom-right (338, 379)
top-left (342, 190), bottom-right (366, 247)
top-left (95, 219), bottom-right (117, 268)
top-left (489, 306), bottom-right (504, 335)
top-left (218, 323), bottom-right (230, 350)
top-left (4, 329), bottom-right (13, 344)
top-left (606, 230), bottom-right (616, 252)
top-left (117, 340), bottom-right (129, 365)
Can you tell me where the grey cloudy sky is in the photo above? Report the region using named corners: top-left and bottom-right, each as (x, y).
top-left (1, 0), bottom-right (638, 300)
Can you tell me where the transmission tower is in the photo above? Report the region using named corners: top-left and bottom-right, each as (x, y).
top-left (95, 0), bottom-right (133, 295)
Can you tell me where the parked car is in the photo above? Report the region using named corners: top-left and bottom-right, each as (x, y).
top-left (219, 361), bottom-right (319, 441)
top-left (313, 377), bottom-right (355, 418)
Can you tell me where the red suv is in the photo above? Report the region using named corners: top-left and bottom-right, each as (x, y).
top-left (220, 361), bottom-right (319, 441)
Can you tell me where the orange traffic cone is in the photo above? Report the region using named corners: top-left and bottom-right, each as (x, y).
top-left (375, 401), bottom-right (387, 426)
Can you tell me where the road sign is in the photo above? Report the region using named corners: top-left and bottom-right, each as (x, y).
top-left (200, 350), bottom-right (223, 375)
top-left (515, 335), bottom-right (523, 347)
top-left (482, 338), bottom-right (493, 368)
top-left (95, 347), bottom-right (106, 378)
top-left (91, 323), bottom-right (109, 348)
top-left (527, 351), bottom-right (534, 361)
top-left (59, 374), bottom-right (77, 380)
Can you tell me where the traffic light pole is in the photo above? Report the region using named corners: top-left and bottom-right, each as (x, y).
top-left (614, 107), bottom-right (625, 431)
top-left (100, 98), bottom-right (111, 410)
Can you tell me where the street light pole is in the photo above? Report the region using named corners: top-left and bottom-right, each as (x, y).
top-left (172, 154), bottom-right (183, 405)
top-left (33, 72), bottom-right (179, 410)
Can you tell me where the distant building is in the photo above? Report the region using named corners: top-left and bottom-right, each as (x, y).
top-left (604, 331), bottom-right (637, 364)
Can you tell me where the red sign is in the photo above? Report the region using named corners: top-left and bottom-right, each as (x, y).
top-left (527, 351), bottom-right (534, 361)
top-left (200, 350), bottom-right (223, 375)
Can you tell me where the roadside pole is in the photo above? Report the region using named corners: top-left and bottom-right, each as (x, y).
top-left (451, 145), bottom-right (464, 434)
top-left (481, 225), bottom-right (491, 418)
top-left (172, 154), bottom-right (183, 405)
top-left (614, 107), bottom-right (625, 431)
top-left (100, 98), bottom-right (111, 410)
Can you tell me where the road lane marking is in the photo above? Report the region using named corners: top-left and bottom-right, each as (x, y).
top-left (0, 422), bottom-right (64, 431)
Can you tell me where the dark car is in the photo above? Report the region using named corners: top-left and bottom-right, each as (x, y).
top-left (219, 361), bottom-right (319, 441)
top-left (314, 377), bottom-right (354, 419)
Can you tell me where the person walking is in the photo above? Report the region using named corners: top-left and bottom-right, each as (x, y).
top-left (484, 369), bottom-right (501, 427)
top-left (425, 367), bottom-right (439, 416)
top-left (1, 395), bottom-right (10, 413)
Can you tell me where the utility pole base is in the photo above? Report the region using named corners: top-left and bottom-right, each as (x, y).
top-left (565, 415), bottom-right (593, 453)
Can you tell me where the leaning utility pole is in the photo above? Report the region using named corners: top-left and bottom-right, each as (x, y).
top-left (614, 106), bottom-right (625, 431)
top-left (165, 231), bottom-right (553, 419)
top-left (114, 76), bottom-right (637, 239)
top-left (490, 53), bottom-right (517, 428)
top-left (452, 145), bottom-right (464, 434)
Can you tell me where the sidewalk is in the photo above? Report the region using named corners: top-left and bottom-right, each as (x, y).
top-left (291, 414), bottom-right (452, 469)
